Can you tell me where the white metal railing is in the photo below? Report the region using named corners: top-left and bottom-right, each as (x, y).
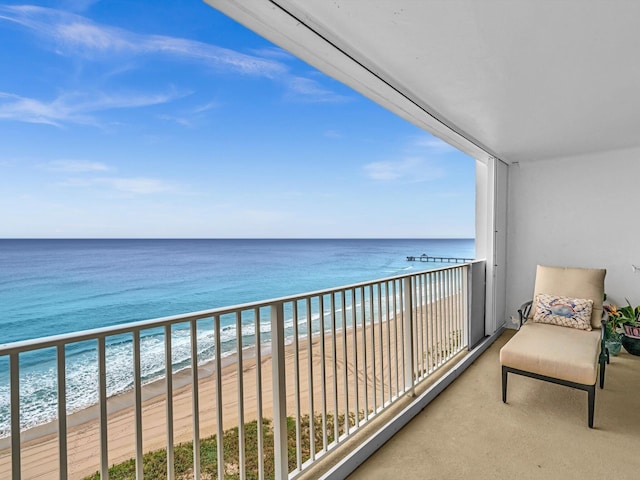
top-left (0, 264), bottom-right (471, 480)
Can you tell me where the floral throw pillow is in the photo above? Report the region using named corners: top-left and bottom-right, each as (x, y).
top-left (532, 294), bottom-right (593, 331)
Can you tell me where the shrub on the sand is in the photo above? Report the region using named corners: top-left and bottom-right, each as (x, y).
top-left (85, 412), bottom-right (363, 480)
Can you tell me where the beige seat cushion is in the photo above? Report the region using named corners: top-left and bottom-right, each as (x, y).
top-left (500, 322), bottom-right (601, 385)
top-left (531, 265), bottom-right (606, 329)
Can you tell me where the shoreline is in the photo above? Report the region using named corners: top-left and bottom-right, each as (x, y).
top-left (0, 327), bottom-right (294, 450)
top-left (0, 309), bottom-right (385, 446)
top-left (0, 322), bottom-right (303, 445)
top-left (0, 345), bottom-right (241, 449)
top-left (0, 340), bottom-right (270, 478)
top-left (0, 321), bottom-right (369, 479)
top-left (0, 294), bottom-right (460, 479)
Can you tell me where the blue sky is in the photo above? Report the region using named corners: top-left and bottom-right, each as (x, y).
top-left (0, 1), bottom-right (476, 238)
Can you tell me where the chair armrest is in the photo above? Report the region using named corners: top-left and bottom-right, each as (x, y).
top-left (601, 310), bottom-right (609, 344)
top-left (518, 301), bottom-right (533, 327)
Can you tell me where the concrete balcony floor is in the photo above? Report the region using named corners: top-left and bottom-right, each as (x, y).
top-left (349, 330), bottom-right (640, 480)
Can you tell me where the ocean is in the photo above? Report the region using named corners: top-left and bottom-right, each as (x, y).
top-left (0, 238), bottom-right (474, 435)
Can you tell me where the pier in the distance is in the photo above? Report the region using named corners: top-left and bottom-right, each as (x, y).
top-left (406, 253), bottom-right (474, 264)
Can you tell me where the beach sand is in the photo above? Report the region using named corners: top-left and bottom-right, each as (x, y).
top-left (0, 296), bottom-right (462, 479)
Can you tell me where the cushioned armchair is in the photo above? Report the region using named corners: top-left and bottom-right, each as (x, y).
top-left (500, 265), bottom-right (608, 428)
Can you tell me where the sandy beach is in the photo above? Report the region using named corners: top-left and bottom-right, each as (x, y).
top-left (0, 296), bottom-right (462, 479)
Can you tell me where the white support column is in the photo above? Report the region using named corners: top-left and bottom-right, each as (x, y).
top-left (476, 158), bottom-right (494, 335)
top-left (476, 157), bottom-right (508, 335)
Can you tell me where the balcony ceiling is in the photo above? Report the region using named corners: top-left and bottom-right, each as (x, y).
top-left (207, 0), bottom-right (640, 163)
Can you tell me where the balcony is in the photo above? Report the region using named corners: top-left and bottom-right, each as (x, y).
top-left (4, 259), bottom-right (638, 480)
top-left (348, 330), bottom-right (640, 480)
top-left (0, 262), bottom-right (490, 479)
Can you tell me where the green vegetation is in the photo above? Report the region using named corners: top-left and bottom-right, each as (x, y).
top-left (604, 302), bottom-right (640, 339)
top-left (85, 412), bottom-right (362, 480)
top-left (423, 329), bottom-right (464, 371)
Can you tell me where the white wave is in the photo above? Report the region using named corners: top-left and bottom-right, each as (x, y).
top-left (0, 291), bottom-right (416, 436)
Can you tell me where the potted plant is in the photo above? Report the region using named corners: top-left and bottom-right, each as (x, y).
top-left (603, 303), bottom-right (625, 356)
top-left (604, 301), bottom-right (640, 356)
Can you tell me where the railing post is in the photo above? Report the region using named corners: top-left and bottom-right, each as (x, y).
top-left (403, 277), bottom-right (415, 396)
top-left (57, 345), bottom-right (68, 480)
top-left (98, 337), bottom-right (109, 480)
top-left (165, 325), bottom-right (175, 480)
top-left (271, 302), bottom-right (288, 480)
top-left (10, 353), bottom-right (21, 480)
top-left (133, 331), bottom-right (143, 480)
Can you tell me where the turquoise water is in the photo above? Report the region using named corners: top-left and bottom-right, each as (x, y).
top-left (0, 238), bottom-right (474, 434)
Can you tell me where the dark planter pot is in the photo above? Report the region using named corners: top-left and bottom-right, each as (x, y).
top-left (623, 324), bottom-right (640, 338)
top-left (621, 335), bottom-right (640, 356)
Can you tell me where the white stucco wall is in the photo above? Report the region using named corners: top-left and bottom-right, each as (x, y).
top-left (505, 147), bottom-right (640, 320)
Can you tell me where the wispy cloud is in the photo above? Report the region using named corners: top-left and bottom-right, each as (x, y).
top-left (285, 77), bottom-right (350, 103)
top-left (105, 177), bottom-right (176, 195)
top-left (60, 0), bottom-right (101, 13)
top-left (324, 129), bottom-right (343, 139)
top-left (0, 5), bottom-right (286, 78)
top-left (364, 157), bottom-right (446, 182)
top-left (43, 157), bottom-right (183, 195)
top-left (157, 100), bottom-right (222, 127)
top-left (192, 101), bottom-right (219, 114)
top-left (60, 176), bottom-right (178, 195)
top-left (250, 46), bottom-right (296, 61)
top-left (413, 135), bottom-right (455, 152)
top-left (0, 90), bottom-right (184, 127)
top-left (157, 114), bottom-right (192, 127)
top-left (363, 135), bottom-right (456, 182)
top-left (44, 160), bottom-right (110, 172)
top-left (0, 5), bottom-right (349, 118)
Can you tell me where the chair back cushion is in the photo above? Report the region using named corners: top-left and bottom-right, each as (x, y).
top-left (530, 265), bottom-right (606, 329)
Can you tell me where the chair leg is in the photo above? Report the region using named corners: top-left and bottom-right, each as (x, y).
top-left (587, 384), bottom-right (595, 428)
top-left (502, 366), bottom-right (508, 403)
top-left (599, 351), bottom-right (607, 389)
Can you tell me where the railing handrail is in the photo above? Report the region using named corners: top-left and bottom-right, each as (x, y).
top-left (0, 262), bottom-right (473, 356)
